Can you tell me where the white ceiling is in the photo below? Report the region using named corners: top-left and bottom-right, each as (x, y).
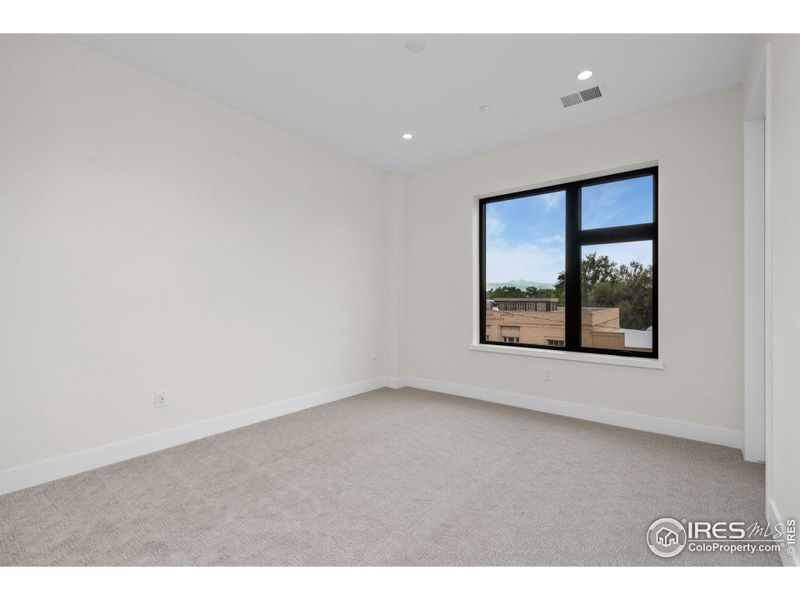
top-left (68, 34), bottom-right (753, 171)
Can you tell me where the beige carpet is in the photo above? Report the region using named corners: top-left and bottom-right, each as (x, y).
top-left (0, 388), bottom-right (778, 566)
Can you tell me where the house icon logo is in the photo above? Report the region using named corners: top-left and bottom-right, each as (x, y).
top-left (656, 527), bottom-right (679, 546)
top-left (647, 518), bottom-right (687, 558)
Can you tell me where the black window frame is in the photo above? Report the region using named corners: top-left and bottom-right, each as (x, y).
top-left (479, 166), bottom-right (658, 359)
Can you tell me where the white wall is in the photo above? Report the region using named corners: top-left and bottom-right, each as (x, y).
top-left (746, 35), bottom-right (800, 559)
top-left (385, 172), bottom-right (407, 381)
top-left (0, 35), bottom-right (388, 472)
top-left (768, 35), bottom-right (800, 558)
top-left (0, 35), bottom-right (763, 492)
top-left (402, 87), bottom-right (744, 433)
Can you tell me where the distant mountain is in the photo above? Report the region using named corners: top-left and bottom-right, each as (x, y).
top-left (486, 279), bottom-right (556, 291)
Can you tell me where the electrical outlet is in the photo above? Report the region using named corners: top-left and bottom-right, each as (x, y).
top-left (155, 390), bottom-right (167, 408)
top-left (544, 369), bottom-right (552, 382)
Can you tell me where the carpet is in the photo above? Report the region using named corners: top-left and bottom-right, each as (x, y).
top-left (0, 387), bottom-right (778, 565)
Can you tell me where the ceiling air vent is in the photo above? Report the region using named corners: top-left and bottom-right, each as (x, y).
top-left (560, 92), bottom-right (583, 108)
top-left (560, 85), bottom-right (603, 108)
top-left (579, 86), bottom-right (602, 102)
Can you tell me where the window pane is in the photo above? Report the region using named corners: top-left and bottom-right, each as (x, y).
top-left (485, 191), bottom-right (566, 346)
top-left (580, 241), bottom-right (653, 353)
top-left (581, 175), bottom-right (653, 230)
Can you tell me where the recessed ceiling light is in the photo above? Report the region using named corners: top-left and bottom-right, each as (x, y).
top-left (577, 70), bottom-right (593, 81)
top-left (478, 105), bottom-right (491, 112)
top-left (402, 133), bottom-right (414, 140)
top-left (404, 37), bottom-right (427, 54)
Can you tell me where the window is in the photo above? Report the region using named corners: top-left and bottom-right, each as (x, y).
top-left (500, 326), bottom-right (521, 344)
top-left (479, 167), bottom-right (657, 358)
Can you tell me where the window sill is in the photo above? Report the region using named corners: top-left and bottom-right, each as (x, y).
top-left (469, 343), bottom-right (664, 369)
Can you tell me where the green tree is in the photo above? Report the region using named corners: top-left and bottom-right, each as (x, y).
top-left (554, 253), bottom-right (652, 330)
top-left (486, 285), bottom-right (526, 299)
top-left (607, 261), bottom-right (653, 330)
top-left (553, 271), bottom-right (566, 305)
top-left (581, 252), bottom-right (618, 304)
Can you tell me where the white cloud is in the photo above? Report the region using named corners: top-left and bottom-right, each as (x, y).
top-left (541, 192), bottom-right (564, 213)
top-left (486, 213), bottom-right (506, 237)
top-left (583, 241), bottom-right (652, 267)
top-left (540, 234), bottom-right (565, 245)
top-left (486, 241), bottom-right (564, 285)
top-left (582, 181), bottom-right (642, 228)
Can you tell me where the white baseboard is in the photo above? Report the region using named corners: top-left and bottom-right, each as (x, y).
top-left (0, 377), bottom-right (386, 497)
top-left (399, 376), bottom-right (743, 449)
top-left (0, 374), bottom-right (749, 497)
top-left (768, 498), bottom-right (799, 567)
top-left (383, 376), bottom-right (405, 390)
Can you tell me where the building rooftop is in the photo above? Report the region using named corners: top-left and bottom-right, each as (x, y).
top-left (618, 328), bottom-right (653, 350)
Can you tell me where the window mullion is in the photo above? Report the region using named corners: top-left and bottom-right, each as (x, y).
top-left (578, 222), bottom-right (656, 245)
top-left (565, 184), bottom-right (581, 352)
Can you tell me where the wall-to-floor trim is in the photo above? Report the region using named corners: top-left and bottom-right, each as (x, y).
top-left (399, 376), bottom-right (743, 449)
top-left (0, 377), bottom-right (386, 496)
top-left (383, 376), bottom-right (405, 390)
top-left (768, 498), bottom-right (799, 567)
top-left (0, 374), bottom-right (749, 496)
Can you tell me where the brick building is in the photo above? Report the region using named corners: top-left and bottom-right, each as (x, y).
top-left (485, 298), bottom-right (651, 352)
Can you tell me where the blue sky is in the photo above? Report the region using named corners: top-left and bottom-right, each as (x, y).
top-left (582, 175), bottom-right (653, 230)
top-left (486, 176), bottom-right (653, 285)
top-left (486, 191), bottom-right (566, 285)
top-left (582, 241), bottom-right (652, 272)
